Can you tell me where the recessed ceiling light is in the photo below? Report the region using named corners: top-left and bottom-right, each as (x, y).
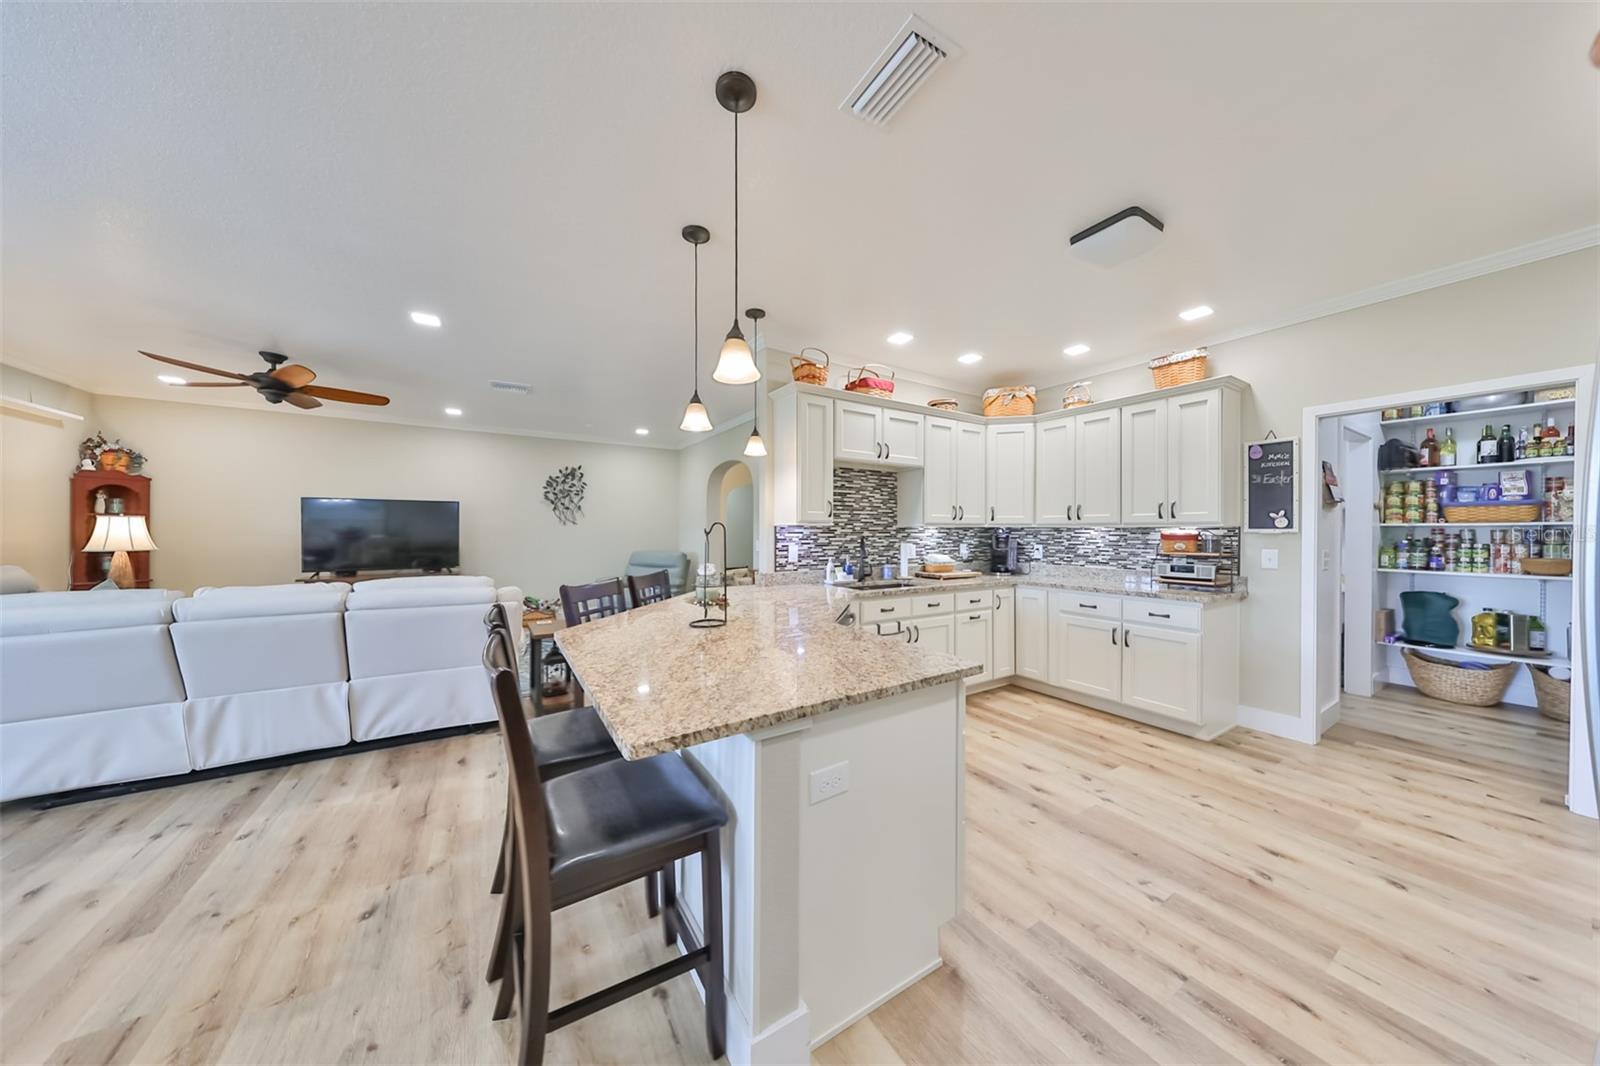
top-left (443, 406), bottom-right (463, 417)
top-left (1063, 344), bottom-right (1090, 357)
top-left (410, 310), bottom-right (442, 328)
top-left (635, 427), bottom-right (649, 436)
top-left (1178, 305), bottom-right (1214, 322)
top-left (957, 352), bottom-right (984, 365)
top-left (886, 331), bottom-right (914, 345)
top-left (156, 374), bottom-right (187, 385)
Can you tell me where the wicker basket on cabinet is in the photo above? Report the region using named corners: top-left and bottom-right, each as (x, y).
top-left (789, 348), bottom-right (829, 386)
top-left (1149, 348), bottom-right (1209, 389)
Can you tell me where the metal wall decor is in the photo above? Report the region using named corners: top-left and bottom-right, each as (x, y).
top-left (692, 522), bottom-right (730, 628)
top-left (543, 465), bottom-right (586, 525)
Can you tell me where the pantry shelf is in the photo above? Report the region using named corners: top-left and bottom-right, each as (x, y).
top-left (1377, 398), bottom-right (1576, 428)
top-left (1375, 640), bottom-right (1569, 668)
top-left (1378, 521), bottom-right (1572, 528)
top-left (1376, 568), bottom-right (1571, 582)
top-left (1380, 454), bottom-right (1575, 476)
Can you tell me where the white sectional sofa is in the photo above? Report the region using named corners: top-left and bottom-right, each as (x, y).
top-left (0, 576), bottom-right (523, 802)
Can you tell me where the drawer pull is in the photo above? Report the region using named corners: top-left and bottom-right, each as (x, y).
top-left (1078, 602), bottom-right (1098, 610)
top-left (969, 613), bottom-right (982, 621)
top-left (880, 606), bottom-right (896, 613)
top-left (1148, 612), bottom-right (1171, 619)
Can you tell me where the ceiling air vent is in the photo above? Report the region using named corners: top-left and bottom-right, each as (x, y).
top-left (841, 15), bottom-right (961, 126)
top-left (488, 379), bottom-right (532, 394)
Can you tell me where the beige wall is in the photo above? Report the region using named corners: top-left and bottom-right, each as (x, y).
top-left (1040, 246), bottom-right (1600, 717)
top-left (0, 365), bottom-right (97, 589)
top-left (88, 396), bottom-right (682, 597)
top-left (678, 420), bottom-right (760, 575)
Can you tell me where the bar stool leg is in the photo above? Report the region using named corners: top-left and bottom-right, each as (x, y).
top-left (645, 870), bottom-right (660, 918)
top-left (519, 893), bottom-right (552, 1066)
top-left (700, 830), bottom-right (726, 1060)
top-left (660, 863), bottom-right (679, 947)
top-left (487, 829), bottom-right (516, 983)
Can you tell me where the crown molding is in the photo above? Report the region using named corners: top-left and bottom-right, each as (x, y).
top-left (1032, 226), bottom-right (1600, 393)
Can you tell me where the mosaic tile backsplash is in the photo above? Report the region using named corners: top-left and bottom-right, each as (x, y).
top-left (774, 467), bottom-right (1240, 576)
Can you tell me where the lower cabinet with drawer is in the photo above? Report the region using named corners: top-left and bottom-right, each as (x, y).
top-left (859, 589), bottom-right (1000, 687)
top-left (1029, 587), bottom-right (1238, 739)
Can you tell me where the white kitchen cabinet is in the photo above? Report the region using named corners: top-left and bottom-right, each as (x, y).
top-left (913, 614), bottom-right (955, 656)
top-left (955, 609), bottom-right (993, 684)
top-left (917, 418), bottom-right (958, 524)
top-left (1034, 418), bottom-right (1077, 525)
top-left (835, 401), bottom-right (923, 467)
top-left (1014, 586), bottom-right (1049, 682)
top-left (992, 588), bottom-right (1015, 678)
top-left (1166, 389), bottom-right (1224, 525)
top-left (1120, 623), bottom-right (1201, 722)
top-left (773, 391), bottom-right (835, 525)
top-left (985, 423), bottom-right (1034, 525)
top-left (1047, 595), bottom-right (1122, 701)
top-left (1121, 400), bottom-right (1168, 524)
top-left (1075, 408), bottom-right (1122, 524)
top-left (1120, 388), bottom-right (1237, 526)
top-left (955, 423), bottom-right (986, 524)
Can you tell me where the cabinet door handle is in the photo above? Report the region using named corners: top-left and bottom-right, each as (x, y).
top-left (1158, 502), bottom-right (1165, 520)
top-left (1171, 499), bottom-right (1178, 517)
top-left (951, 506), bottom-right (957, 521)
top-left (1124, 628), bottom-right (1131, 646)
top-left (990, 507), bottom-right (996, 522)
top-left (958, 505), bottom-right (964, 520)
top-left (1111, 627), bottom-right (1118, 646)
top-left (1076, 504), bottom-right (1083, 521)
top-left (913, 624), bottom-right (921, 642)
top-left (905, 626), bottom-right (914, 642)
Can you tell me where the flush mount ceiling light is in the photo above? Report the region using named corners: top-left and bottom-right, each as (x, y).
top-left (886, 331), bottom-right (914, 346)
top-left (712, 71), bottom-right (761, 386)
top-left (635, 427), bottom-right (650, 436)
top-left (409, 310), bottom-right (442, 328)
top-left (680, 224), bottom-right (714, 433)
top-left (957, 352), bottom-right (984, 365)
top-left (156, 374), bottom-right (187, 385)
top-left (444, 406), bottom-right (462, 417)
top-left (1178, 304), bottom-right (1214, 322)
top-left (1063, 344), bottom-right (1091, 357)
top-left (743, 307), bottom-right (768, 458)
top-left (1068, 207), bottom-right (1164, 268)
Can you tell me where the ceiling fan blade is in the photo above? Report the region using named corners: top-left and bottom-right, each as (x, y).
top-left (285, 391), bottom-right (323, 410)
top-left (270, 363), bottom-right (317, 388)
top-left (178, 381), bottom-right (249, 387)
top-left (299, 385), bottom-right (390, 406)
top-left (139, 350), bottom-right (250, 381)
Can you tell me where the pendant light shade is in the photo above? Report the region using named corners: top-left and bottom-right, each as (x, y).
top-left (743, 307), bottom-right (767, 456)
top-left (713, 71), bottom-right (761, 386)
top-left (680, 224), bottom-right (714, 433)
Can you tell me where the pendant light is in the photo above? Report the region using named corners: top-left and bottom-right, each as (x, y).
top-left (743, 307), bottom-right (767, 457)
top-left (712, 71), bottom-right (761, 385)
top-left (679, 224), bottom-right (713, 433)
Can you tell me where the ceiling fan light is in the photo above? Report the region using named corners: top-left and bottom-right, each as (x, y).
top-left (713, 323), bottom-right (760, 384)
top-left (743, 428), bottom-right (767, 457)
top-left (680, 392), bottom-right (713, 433)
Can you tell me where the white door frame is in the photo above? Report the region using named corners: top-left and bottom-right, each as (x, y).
top-left (1299, 363), bottom-right (1596, 817)
top-left (1338, 421), bottom-right (1379, 704)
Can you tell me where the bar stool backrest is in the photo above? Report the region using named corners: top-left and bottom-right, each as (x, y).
top-left (559, 579), bottom-right (626, 627)
top-left (626, 569), bottom-right (673, 609)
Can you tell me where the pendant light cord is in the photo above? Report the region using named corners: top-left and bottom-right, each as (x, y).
top-left (733, 110), bottom-right (739, 317)
top-left (693, 240), bottom-right (700, 389)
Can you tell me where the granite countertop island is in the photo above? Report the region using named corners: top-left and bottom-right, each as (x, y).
top-left (554, 583), bottom-right (980, 759)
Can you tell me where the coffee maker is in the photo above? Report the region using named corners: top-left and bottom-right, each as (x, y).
top-left (991, 530), bottom-right (1021, 574)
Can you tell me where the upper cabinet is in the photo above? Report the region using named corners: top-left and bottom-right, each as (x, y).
top-left (773, 391), bottom-right (835, 525)
top-left (1035, 408), bottom-right (1120, 524)
top-left (1119, 387), bottom-right (1239, 526)
top-left (905, 416), bottom-right (984, 525)
top-left (836, 400), bottom-right (923, 467)
top-left (985, 422), bottom-right (1034, 524)
top-left (955, 423), bottom-right (986, 524)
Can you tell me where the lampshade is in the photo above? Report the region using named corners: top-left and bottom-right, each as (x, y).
top-left (743, 428), bottom-right (767, 457)
top-left (713, 325), bottom-right (759, 385)
top-left (680, 393), bottom-right (713, 433)
top-left (82, 514), bottom-right (159, 553)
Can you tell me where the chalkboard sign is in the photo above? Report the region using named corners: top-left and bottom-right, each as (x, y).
top-left (1246, 438), bottom-right (1298, 533)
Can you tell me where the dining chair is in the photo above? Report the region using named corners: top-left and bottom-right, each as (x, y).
top-left (481, 630), bottom-right (728, 1063)
top-left (559, 578), bottom-right (628, 626)
top-left (626, 569), bottom-right (673, 608)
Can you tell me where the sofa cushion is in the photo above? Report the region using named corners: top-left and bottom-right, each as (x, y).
top-left (0, 703), bottom-right (190, 802)
top-left (344, 601), bottom-right (490, 676)
top-left (0, 624), bottom-right (187, 723)
top-left (350, 575), bottom-right (493, 592)
top-left (345, 585), bottom-right (494, 611)
top-left (0, 599), bottom-right (177, 636)
top-left (173, 587), bottom-right (348, 621)
top-left (0, 566), bottom-right (39, 595)
top-left (170, 611), bottom-right (349, 698)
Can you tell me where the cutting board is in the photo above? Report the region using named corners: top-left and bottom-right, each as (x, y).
top-left (915, 569), bottom-right (985, 580)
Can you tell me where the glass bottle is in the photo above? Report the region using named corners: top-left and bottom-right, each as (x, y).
top-left (1477, 424), bottom-right (1497, 464)
top-left (1566, 424), bottom-right (1575, 457)
top-left (1440, 427), bottom-right (1456, 467)
top-left (1528, 616), bottom-right (1547, 653)
top-left (1420, 427), bottom-right (1440, 467)
top-left (1515, 427), bottom-right (1528, 461)
top-left (1497, 424), bottom-right (1515, 464)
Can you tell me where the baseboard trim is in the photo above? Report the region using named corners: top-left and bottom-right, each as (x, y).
top-left (1237, 703), bottom-right (1318, 744)
top-left (808, 957), bottom-right (942, 1049)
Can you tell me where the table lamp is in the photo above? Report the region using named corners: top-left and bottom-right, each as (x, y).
top-left (82, 514), bottom-right (158, 588)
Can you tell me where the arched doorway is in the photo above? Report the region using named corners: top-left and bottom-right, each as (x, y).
top-left (705, 459), bottom-right (755, 579)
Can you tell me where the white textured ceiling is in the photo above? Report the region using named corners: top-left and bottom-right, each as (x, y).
top-left (4, 3), bottom-right (1597, 444)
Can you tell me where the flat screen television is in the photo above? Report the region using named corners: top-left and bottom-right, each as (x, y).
top-left (300, 497), bottom-right (460, 576)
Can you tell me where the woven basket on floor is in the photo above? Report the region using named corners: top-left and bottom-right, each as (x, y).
top-left (1149, 347), bottom-right (1208, 389)
top-left (1401, 649), bottom-right (1518, 707)
top-left (1528, 666), bottom-right (1571, 721)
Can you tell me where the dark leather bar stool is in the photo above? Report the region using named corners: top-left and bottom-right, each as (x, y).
top-left (551, 579), bottom-right (627, 708)
top-left (626, 569), bottom-right (673, 608)
top-left (481, 632), bottom-right (728, 1064)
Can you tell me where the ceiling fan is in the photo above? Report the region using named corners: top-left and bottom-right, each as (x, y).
top-left (139, 350), bottom-right (390, 409)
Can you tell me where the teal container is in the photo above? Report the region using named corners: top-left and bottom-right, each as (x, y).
top-left (1399, 591), bottom-right (1461, 648)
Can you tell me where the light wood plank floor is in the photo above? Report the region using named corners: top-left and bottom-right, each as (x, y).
top-left (3, 686), bottom-right (1595, 1065)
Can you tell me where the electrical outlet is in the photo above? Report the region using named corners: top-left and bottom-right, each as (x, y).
top-left (787, 541), bottom-right (799, 565)
top-left (808, 761), bottom-right (850, 804)
top-left (1261, 548), bottom-right (1279, 570)
top-left (1031, 544), bottom-right (1044, 560)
